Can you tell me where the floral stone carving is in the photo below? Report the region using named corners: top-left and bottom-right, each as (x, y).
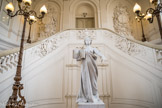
top-left (76, 29), bottom-right (96, 39)
top-left (37, 5), bottom-right (60, 40)
top-left (113, 4), bottom-right (133, 39)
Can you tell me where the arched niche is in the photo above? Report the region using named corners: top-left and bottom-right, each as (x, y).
top-left (75, 3), bottom-right (95, 28)
top-left (69, 0), bottom-right (99, 28)
top-left (32, 0), bottom-right (62, 41)
top-left (106, 0), bottom-right (139, 40)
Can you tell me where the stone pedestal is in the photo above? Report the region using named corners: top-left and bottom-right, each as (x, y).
top-left (78, 101), bottom-right (105, 108)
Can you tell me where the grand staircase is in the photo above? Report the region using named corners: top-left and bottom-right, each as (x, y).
top-left (0, 29), bottom-right (162, 108)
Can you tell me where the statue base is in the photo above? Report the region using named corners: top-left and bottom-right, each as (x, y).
top-left (78, 101), bottom-right (105, 108)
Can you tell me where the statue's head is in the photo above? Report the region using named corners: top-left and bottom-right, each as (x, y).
top-left (84, 37), bottom-right (92, 45)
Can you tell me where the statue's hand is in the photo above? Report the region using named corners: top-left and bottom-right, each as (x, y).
top-left (101, 56), bottom-right (107, 62)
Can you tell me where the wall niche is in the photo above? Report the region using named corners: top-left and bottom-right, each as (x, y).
top-left (75, 3), bottom-right (95, 28)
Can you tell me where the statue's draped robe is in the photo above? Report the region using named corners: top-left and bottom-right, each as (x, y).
top-left (77, 49), bottom-right (100, 103)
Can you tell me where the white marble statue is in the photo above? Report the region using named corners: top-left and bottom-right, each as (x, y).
top-left (73, 37), bottom-right (106, 103)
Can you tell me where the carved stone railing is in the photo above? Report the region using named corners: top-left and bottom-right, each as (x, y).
top-left (0, 30), bottom-right (69, 74)
top-left (102, 30), bottom-right (162, 70)
top-left (0, 52), bottom-right (19, 73)
top-left (0, 28), bottom-right (162, 74)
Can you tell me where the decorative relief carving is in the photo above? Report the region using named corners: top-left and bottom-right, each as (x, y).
top-left (155, 50), bottom-right (162, 65)
top-left (0, 53), bottom-right (18, 73)
top-left (103, 30), bottom-right (155, 64)
top-left (0, 30), bottom-right (161, 74)
top-left (32, 31), bottom-right (69, 57)
top-left (37, 5), bottom-right (60, 40)
top-left (115, 37), bottom-right (143, 56)
top-left (76, 29), bottom-right (96, 39)
top-left (113, 4), bottom-right (133, 38)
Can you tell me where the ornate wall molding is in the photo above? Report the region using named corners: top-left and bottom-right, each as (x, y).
top-left (113, 3), bottom-right (133, 39)
top-left (37, 4), bottom-right (61, 40)
top-left (31, 0), bottom-right (62, 42)
top-left (38, 6), bottom-right (60, 39)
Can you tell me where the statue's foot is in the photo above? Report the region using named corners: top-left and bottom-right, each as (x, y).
top-left (76, 98), bottom-right (88, 103)
top-left (93, 94), bottom-right (101, 103)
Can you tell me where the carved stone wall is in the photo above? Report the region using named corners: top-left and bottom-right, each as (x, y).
top-left (76, 29), bottom-right (96, 39)
top-left (113, 3), bottom-right (133, 39)
top-left (37, 3), bottom-right (60, 40)
top-left (0, 0), bottom-right (161, 51)
top-left (0, 29), bottom-right (162, 108)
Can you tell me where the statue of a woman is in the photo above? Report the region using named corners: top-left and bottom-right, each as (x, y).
top-left (73, 37), bottom-right (106, 103)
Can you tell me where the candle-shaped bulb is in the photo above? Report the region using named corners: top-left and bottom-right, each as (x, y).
top-left (23, 0), bottom-right (32, 6)
top-left (133, 3), bottom-right (141, 13)
top-left (40, 5), bottom-right (47, 14)
top-left (29, 15), bottom-right (36, 22)
top-left (137, 19), bottom-right (140, 22)
top-left (5, 2), bottom-right (14, 12)
top-left (150, 0), bottom-right (157, 3)
top-left (150, 0), bottom-right (158, 6)
top-left (145, 13), bottom-right (152, 20)
top-left (150, 0), bottom-right (153, 3)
